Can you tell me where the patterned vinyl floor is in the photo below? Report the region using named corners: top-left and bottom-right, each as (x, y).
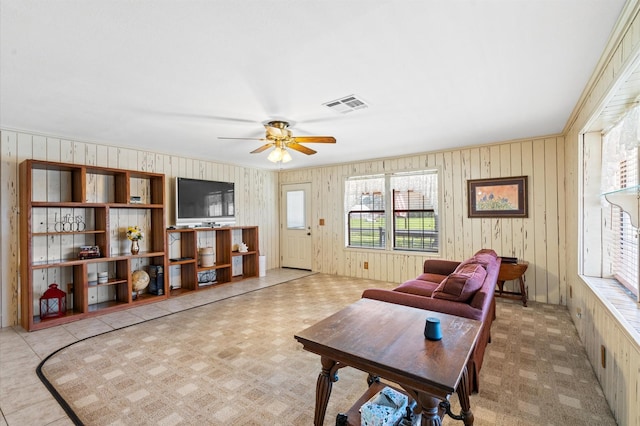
top-left (39, 274), bottom-right (616, 425)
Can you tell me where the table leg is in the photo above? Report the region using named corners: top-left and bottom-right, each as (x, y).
top-left (519, 276), bottom-right (527, 307)
top-left (315, 357), bottom-right (339, 426)
top-left (415, 393), bottom-right (443, 426)
top-left (456, 365), bottom-right (474, 426)
top-left (367, 373), bottom-right (380, 386)
top-left (497, 280), bottom-right (505, 295)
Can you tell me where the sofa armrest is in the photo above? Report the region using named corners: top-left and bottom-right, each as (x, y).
top-left (362, 288), bottom-right (485, 322)
top-left (423, 259), bottom-right (461, 276)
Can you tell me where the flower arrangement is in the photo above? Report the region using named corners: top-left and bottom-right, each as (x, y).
top-left (126, 226), bottom-right (144, 241)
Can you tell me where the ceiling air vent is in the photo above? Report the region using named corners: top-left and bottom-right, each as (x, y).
top-left (323, 95), bottom-right (369, 114)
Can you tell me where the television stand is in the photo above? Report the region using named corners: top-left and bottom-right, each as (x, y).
top-left (166, 226), bottom-right (259, 294)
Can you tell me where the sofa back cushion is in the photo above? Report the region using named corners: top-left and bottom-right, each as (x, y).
top-left (473, 249), bottom-right (498, 268)
top-left (416, 272), bottom-right (449, 284)
top-left (422, 259), bottom-right (461, 276)
top-left (432, 262), bottom-right (487, 302)
top-left (475, 248), bottom-right (498, 257)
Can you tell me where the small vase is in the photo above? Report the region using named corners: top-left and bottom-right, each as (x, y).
top-left (130, 240), bottom-right (140, 255)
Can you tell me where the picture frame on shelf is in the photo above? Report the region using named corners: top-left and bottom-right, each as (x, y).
top-left (467, 176), bottom-right (528, 218)
top-left (78, 245), bottom-right (101, 259)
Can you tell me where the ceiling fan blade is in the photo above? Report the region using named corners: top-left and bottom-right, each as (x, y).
top-left (292, 136), bottom-right (336, 144)
top-left (251, 143), bottom-right (274, 154)
top-left (218, 137), bottom-right (266, 141)
top-left (134, 108), bottom-right (261, 125)
top-left (287, 142), bottom-right (317, 155)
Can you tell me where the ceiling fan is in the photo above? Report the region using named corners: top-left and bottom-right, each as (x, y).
top-left (218, 120), bottom-right (336, 163)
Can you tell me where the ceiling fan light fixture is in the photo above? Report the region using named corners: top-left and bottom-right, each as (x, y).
top-left (267, 147), bottom-right (293, 163)
top-left (220, 119), bottom-right (336, 163)
top-left (267, 147), bottom-right (284, 162)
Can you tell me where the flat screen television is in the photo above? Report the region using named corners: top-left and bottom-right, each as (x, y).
top-left (175, 177), bottom-right (235, 226)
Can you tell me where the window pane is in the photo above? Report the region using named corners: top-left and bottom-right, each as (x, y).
top-left (286, 190), bottom-right (305, 229)
top-left (612, 207), bottom-right (639, 295)
top-left (602, 107), bottom-right (639, 296)
top-left (345, 175), bottom-right (385, 248)
top-left (391, 172), bottom-right (439, 252)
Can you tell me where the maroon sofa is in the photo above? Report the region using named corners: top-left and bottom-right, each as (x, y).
top-left (361, 249), bottom-right (501, 393)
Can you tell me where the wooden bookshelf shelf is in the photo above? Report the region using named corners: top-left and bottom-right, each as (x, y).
top-left (19, 159), bottom-right (168, 331)
top-left (167, 226), bottom-right (259, 294)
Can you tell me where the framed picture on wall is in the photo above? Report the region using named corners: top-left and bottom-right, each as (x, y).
top-left (467, 176), bottom-right (528, 218)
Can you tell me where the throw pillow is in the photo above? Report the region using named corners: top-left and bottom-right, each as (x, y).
top-left (453, 258), bottom-right (475, 272)
top-left (432, 263), bottom-right (487, 302)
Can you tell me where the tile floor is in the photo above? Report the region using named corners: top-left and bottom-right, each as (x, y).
top-left (4, 271), bottom-right (635, 426)
top-left (0, 268), bottom-right (312, 426)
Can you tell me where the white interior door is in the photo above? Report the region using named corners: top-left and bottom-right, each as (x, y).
top-left (280, 183), bottom-right (312, 270)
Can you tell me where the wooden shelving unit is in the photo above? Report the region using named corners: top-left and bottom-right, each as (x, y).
top-left (166, 226), bottom-right (259, 294)
top-left (19, 159), bottom-right (168, 331)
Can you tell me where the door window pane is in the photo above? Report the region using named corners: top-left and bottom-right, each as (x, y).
top-left (287, 190), bottom-right (305, 229)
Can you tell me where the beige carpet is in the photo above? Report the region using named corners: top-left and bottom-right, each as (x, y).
top-left (38, 274), bottom-right (616, 425)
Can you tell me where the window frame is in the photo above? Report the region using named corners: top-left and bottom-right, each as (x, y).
top-left (600, 113), bottom-right (640, 299)
top-left (582, 107), bottom-right (640, 303)
top-left (344, 168), bottom-right (441, 254)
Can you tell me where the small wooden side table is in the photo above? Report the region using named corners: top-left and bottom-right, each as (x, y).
top-left (496, 261), bottom-right (528, 307)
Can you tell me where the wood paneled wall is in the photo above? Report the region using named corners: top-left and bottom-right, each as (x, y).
top-left (572, 279), bottom-right (640, 426)
top-left (0, 131), bottom-right (279, 327)
top-left (0, 129), bottom-right (568, 327)
top-left (280, 136), bottom-right (567, 304)
top-left (562, 1), bottom-right (640, 424)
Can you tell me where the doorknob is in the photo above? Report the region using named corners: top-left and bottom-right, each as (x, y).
top-left (307, 232), bottom-right (311, 236)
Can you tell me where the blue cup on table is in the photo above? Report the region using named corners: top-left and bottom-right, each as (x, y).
top-left (424, 317), bottom-right (442, 341)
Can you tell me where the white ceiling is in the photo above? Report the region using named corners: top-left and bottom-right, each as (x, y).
top-left (0, 1), bottom-right (627, 171)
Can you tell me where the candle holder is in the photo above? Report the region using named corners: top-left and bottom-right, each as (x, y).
top-left (40, 284), bottom-right (66, 320)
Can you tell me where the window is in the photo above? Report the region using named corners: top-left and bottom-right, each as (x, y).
top-left (286, 190), bottom-right (305, 229)
top-left (601, 105), bottom-right (639, 297)
top-left (345, 175), bottom-right (386, 248)
top-left (345, 170), bottom-right (439, 252)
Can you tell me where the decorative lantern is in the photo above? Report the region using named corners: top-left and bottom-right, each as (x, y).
top-left (40, 283), bottom-right (66, 319)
